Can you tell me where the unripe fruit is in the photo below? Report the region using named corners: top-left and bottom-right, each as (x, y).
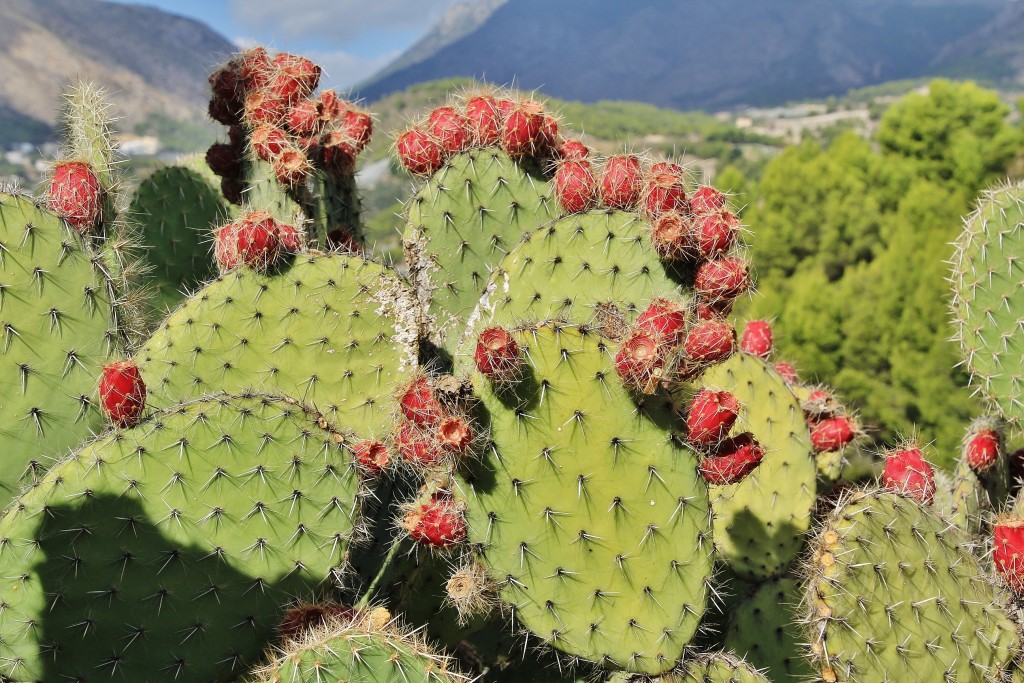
top-left (554, 159), bottom-right (596, 213)
top-left (994, 517), bottom-right (1024, 594)
top-left (700, 433), bottom-right (764, 484)
top-left (397, 128), bottom-right (445, 176)
top-left (501, 106), bottom-right (544, 156)
top-left (686, 389), bottom-right (740, 446)
top-left (965, 427), bottom-right (1001, 474)
top-left (643, 161), bottom-right (688, 218)
top-left (465, 95), bottom-right (501, 144)
top-left (404, 493), bottom-right (466, 548)
top-left (475, 326), bottom-right (523, 382)
top-left (690, 210), bottom-right (739, 259)
top-left (399, 377), bottom-right (443, 427)
top-left (428, 106), bottom-right (470, 154)
top-left (635, 298), bottom-right (687, 346)
top-left (353, 440), bottom-right (390, 476)
top-left (99, 360), bottom-right (146, 428)
top-left (650, 211), bottom-right (690, 261)
top-left (695, 256), bottom-right (750, 301)
top-left (810, 415), bottom-right (856, 452)
top-left (690, 185), bottom-right (727, 214)
top-left (600, 155), bottom-right (642, 209)
top-left (558, 139), bottom-right (590, 161)
top-left (685, 319), bottom-right (736, 364)
top-left (740, 320), bottom-right (773, 358)
top-left (48, 161), bottom-right (103, 232)
top-left (881, 446), bottom-right (936, 505)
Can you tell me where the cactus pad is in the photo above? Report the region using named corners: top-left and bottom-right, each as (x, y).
top-left (722, 577), bottom-right (812, 680)
top-left (456, 323), bottom-right (713, 674)
top-left (804, 489), bottom-right (1019, 682)
top-left (0, 393), bottom-right (363, 681)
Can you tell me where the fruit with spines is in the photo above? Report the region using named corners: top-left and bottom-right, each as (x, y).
top-left (643, 161), bottom-right (687, 218)
top-left (685, 318), bottom-right (736, 365)
top-left (809, 414), bottom-right (857, 452)
top-left (98, 359), bottom-right (146, 427)
top-left (404, 490), bottom-right (467, 549)
top-left (554, 158), bottom-right (597, 213)
top-left (740, 319), bottom-right (773, 358)
top-left (881, 444), bottom-right (936, 504)
top-left (695, 256), bottom-right (750, 303)
top-left (686, 389), bottom-right (740, 446)
top-left (474, 325), bottom-right (523, 383)
top-left (994, 516), bottom-right (1024, 594)
top-left (47, 160), bottom-right (103, 232)
top-left (699, 433), bottom-right (764, 485)
top-left (600, 154), bottom-right (643, 209)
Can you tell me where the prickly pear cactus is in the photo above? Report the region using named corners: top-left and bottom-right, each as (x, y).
top-left (0, 393), bottom-right (363, 681)
top-left (804, 489), bottom-right (1019, 682)
top-left (0, 193), bottom-right (120, 506)
top-left (456, 322), bottom-right (713, 675)
top-left (722, 577), bottom-right (812, 680)
top-left (950, 181), bottom-right (1024, 427)
top-left (607, 653), bottom-right (769, 683)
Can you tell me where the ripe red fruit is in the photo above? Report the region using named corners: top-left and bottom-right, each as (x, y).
top-left (685, 319), bottom-right (736, 364)
top-left (437, 416), bottom-right (473, 454)
top-left (554, 159), bottom-right (597, 213)
top-left (802, 389), bottom-right (837, 418)
top-left (686, 389), bottom-right (740, 446)
top-left (740, 320), bottom-right (773, 358)
top-left (539, 115), bottom-right (559, 153)
top-left (244, 89), bottom-right (287, 125)
top-left (810, 415), bottom-right (856, 453)
top-left (700, 433), bottom-right (764, 485)
top-left (690, 186), bottom-right (727, 214)
top-left (353, 440), bottom-right (390, 475)
top-left (695, 256), bottom-right (750, 302)
top-left (635, 298), bottom-right (687, 346)
top-left (340, 109), bottom-right (373, 155)
top-left (397, 128), bottom-right (445, 176)
top-left (643, 162), bottom-right (688, 218)
top-left (275, 222), bottom-right (303, 252)
top-left (287, 99), bottom-right (322, 136)
top-left (272, 52), bottom-right (321, 94)
top-left (650, 211), bottom-right (691, 261)
top-left (475, 326), bottom-right (522, 381)
top-left (600, 155), bottom-right (642, 209)
top-left (99, 360), bottom-right (146, 428)
top-left (48, 161), bottom-right (103, 232)
top-left (320, 131), bottom-right (358, 174)
top-left (237, 47), bottom-right (273, 89)
top-left (395, 421), bottom-right (444, 467)
top-left (428, 106), bottom-right (470, 154)
top-left (272, 146), bottom-right (310, 186)
top-left (774, 362), bottom-right (798, 385)
top-left (399, 377), bottom-right (443, 427)
top-left (994, 517), bottom-right (1024, 594)
top-left (615, 331), bottom-right (665, 393)
top-left (694, 300), bottom-right (734, 321)
top-left (690, 210), bottom-right (739, 259)
top-left (558, 139), bottom-right (590, 161)
top-left (465, 95), bottom-right (501, 145)
top-left (404, 493), bottom-right (467, 548)
top-left (234, 212), bottom-right (283, 270)
top-left (251, 125), bottom-right (288, 161)
top-left (881, 446), bottom-right (936, 505)
top-left (501, 106), bottom-right (544, 157)
top-left (318, 89), bottom-right (346, 121)
top-left (496, 99), bottom-right (517, 119)
top-left (965, 427), bottom-right (1001, 474)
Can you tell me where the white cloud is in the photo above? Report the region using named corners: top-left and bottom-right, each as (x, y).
top-left (311, 50), bottom-right (400, 90)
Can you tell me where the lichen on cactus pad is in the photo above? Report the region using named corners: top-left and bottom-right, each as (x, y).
top-left (804, 489), bottom-right (1019, 682)
top-left (456, 322), bottom-right (713, 674)
top-left (135, 252), bottom-right (418, 439)
top-left (950, 182), bottom-right (1024, 426)
top-left (0, 192), bottom-right (120, 507)
top-left (0, 393), bottom-right (363, 681)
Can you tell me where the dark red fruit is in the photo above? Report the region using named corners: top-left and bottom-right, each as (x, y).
top-left (694, 256), bottom-right (750, 302)
top-left (686, 389), bottom-right (740, 446)
top-left (437, 416), bottom-right (473, 454)
top-left (475, 326), bottom-right (522, 381)
top-left (882, 446), bottom-right (936, 504)
top-left (774, 362), bottom-right (798, 385)
top-left (501, 106), bottom-right (544, 157)
top-left (320, 131), bottom-right (357, 175)
top-left (690, 185), bottom-right (727, 214)
top-left (397, 128), bottom-right (445, 176)
top-left (691, 210), bottom-right (739, 259)
top-left (99, 360), bottom-right (146, 428)
top-left (558, 139), bottom-right (590, 162)
top-left (395, 421), bottom-right (444, 467)
top-left (404, 493), bottom-right (466, 548)
top-left (643, 162), bottom-right (688, 218)
top-left (554, 159), bottom-right (597, 213)
top-left (810, 416), bottom-right (856, 453)
top-left (48, 161), bottom-right (103, 232)
top-left (615, 331), bottom-right (664, 393)
top-left (600, 155), bottom-right (642, 209)
top-left (700, 433), bottom-right (764, 485)
top-left (220, 176), bottom-right (244, 206)
top-left (635, 298), bottom-right (687, 346)
top-left (399, 377), bottom-right (443, 427)
top-left (994, 517), bottom-right (1024, 594)
top-left (965, 428), bottom-right (1001, 474)
top-left (428, 106), bottom-right (470, 154)
top-left (205, 143), bottom-right (241, 178)
top-left (235, 212), bottom-right (283, 270)
top-left (740, 320), bottom-right (773, 358)
top-left (279, 603), bottom-right (354, 641)
top-left (685, 319), bottom-right (736, 364)
top-left (650, 211), bottom-right (690, 261)
top-left (353, 440), bottom-right (390, 475)
top-left (465, 95), bottom-right (501, 145)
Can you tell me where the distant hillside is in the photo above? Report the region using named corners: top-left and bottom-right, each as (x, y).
top-left (358, 0), bottom-right (1009, 111)
top-left (0, 0), bottom-right (235, 144)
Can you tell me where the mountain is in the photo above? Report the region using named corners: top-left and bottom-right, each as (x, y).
top-left (0, 0), bottom-right (235, 144)
top-left (357, 0), bottom-right (1010, 111)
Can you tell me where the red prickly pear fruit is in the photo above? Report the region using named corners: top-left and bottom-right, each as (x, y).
top-left (994, 517), bottom-right (1024, 594)
top-left (650, 211), bottom-right (691, 261)
top-left (340, 109), bottom-right (373, 154)
top-left (404, 493), bottom-right (466, 548)
top-left (272, 52), bottom-right (321, 93)
top-left (694, 300), bottom-right (734, 321)
top-left (635, 298), bottom-right (687, 346)
top-left (686, 389), bottom-right (740, 446)
top-left (397, 128), bottom-right (445, 176)
top-left (554, 159), bottom-right (597, 213)
top-left (99, 360), bottom-right (146, 428)
top-left (740, 320), bottom-right (773, 358)
top-left (558, 139), bottom-right (589, 161)
top-left (501, 106), bottom-right (544, 157)
top-left (235, 212), bottom-right (283, 270)
top-left (475, 326), bottom-right (523, 381)
top-left (802, 388), bottom-right (837, 418)
top-left (279, 603), bottom-right (354, 641)
top-left (437, 415), bottom-right (473, 454)
top-left (643, 162), bottom-right (688, 218)
top-left (238, 47), bottom-right (273, 89)
top-left (691, 210), bottom-right (739, 259)
top-left (318, 89), bottom-right (345, 121)
top-left (695, 256), bottom-right (750, 302)
top-left (395, 421), bottom-right (444, 467)
top-left (353, 440), bottom-right (390, 475)
top-left (539, 115), bottom-right (559, 152)
top-left (399, 377), bottom-right (443, 427)
top-left (428, 106), bottom-right (470, 154)
top-left (244, 89), bottom-right (287, 126)
top-left (690, 185), bottom-right (727, 214)
top-left (774, 362), bottom-right (798, 385)
top-left (465, 95), bottom-right (501, 145)
top-left (48, 161), bottom-right (103, 232)
top-left (810, 415), bottom-right (856, 453)
top-left (326, 228), bottom-right (361, 254)
top-left (251, 124), bottom-right (288, 161)
top-left (205, 143), bottom-right (241, 178)
top-left (272, 146), bottom-right (311, 186)
top-left (287, 99), bottom-right (322, 136)
top-left (881, 446), bottom-right (936, 504)
top-left (614, 331), bottom-right (665, 393)
top-left (685, 319), bottom-right (736, 364)
top-left (965, 427), bottom-right (1001, 474)
top-left (275, 222), bottom-right (303, 252)
top-left (699, 432), bottom-right (764, 485)
top-left (496, 98), bottom-right (517, 119)
top-left (320, 131), bottom-right (357, 175)
top-left (600, 155), bottom-right (642, 209)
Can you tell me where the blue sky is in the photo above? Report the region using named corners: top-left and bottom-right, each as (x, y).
top-left (107, 0), bottom-right (460, 88)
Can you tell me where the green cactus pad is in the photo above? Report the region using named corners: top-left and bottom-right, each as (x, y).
top-left (404, 149), bottom-right (554, 358)
top-left (255, 611), bottom-right (470, 683)
top-left (461, 208), bottom-right (689, 358)
top-left (135, 253), bottom-right (418, 439)
top-left (934, 457), bottom-right (986, 535)
top-left (722, 577), bottom-right (813, 680)
top-left (131, 166), bottom-right (227, 311)
top-left (456, 323), bottom-right (713, 674)
top-left (0, 393), bottom-right (363, 681)
top-left (607, 652), bottom-right (768, 683)
top-left (950, 182), bottom-right (1024, 426)
top-left (804, 489), bottom-right (1019, 682)
top-left (693, 354), bottom-right (816, 581)
top-left (0, 193), bottom-right (118, 508)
